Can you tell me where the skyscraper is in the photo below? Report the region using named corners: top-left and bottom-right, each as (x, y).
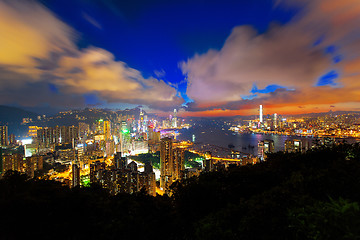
top-left (173, 147), bottom-right (184, 180)
top-left (259, 105), bottom-right (263, 123)
top-left (160, 137), bottom-right (173, 191)
top-left (72, 163), bottom-right (81, 187)
top-left (0, 125), bottom-right (8, 147)
top-left (172, 109), bottom-right (178, 128)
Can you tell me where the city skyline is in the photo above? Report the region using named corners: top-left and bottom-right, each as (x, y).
top-left (0, 0), bottom-right (360, 117)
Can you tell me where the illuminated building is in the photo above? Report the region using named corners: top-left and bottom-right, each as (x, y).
top-left (37, 127), bottom-right (54, 146)
top-left (127, 161), bottom-right (138, 172)
top-left (173, 147), bottom-right (184, 181)
top-left (259, 105), bottom-right (263, 123)
top-left (172, 109), bottom-right (178, 128)
top-left (258, 139), bottom-right (274, 161)
top-left (28, 126), bottom-right (42, 138)
top-left (24, 157), bottom-right (35, 178)
top-left (285, 139), bottom-right (303, 152)
top-left (203, 151), bottom-right (214, 172)
top-left (2, 154), bottom-right (22, 173)
top-left (0, 125), bottom-right (8, 147)
top-left (182, 168), bottom-right (201, 179)
top-left (72, 163), bottom-right (81, 187)
top-left (273, 113), bottom-right (278, 129)
top-left (160, 137), bottom-right (173, 191)
top-left (37, 126), bottom-right (79, 147)
top-left (78, 122), bottom-right (90, 138)
top-left (9, 134), bottom-right (16, 145)
top-left (0, 147), bottom-right (2, 174)
top-left (114, 152), bottom-right (127, 169)
top-left (139, 162), bottom-right (156, 196)
top-left (104, 120), bottom-right (111, 141)
top-left (160, 138), bottom-right (185, 192)
top-left (90, 161), bottom-right (106, 183)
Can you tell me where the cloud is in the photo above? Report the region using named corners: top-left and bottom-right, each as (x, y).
top-left (0, 0), bottom-right (182, 111)
top-left (82, 12), bottom-right (102, 29)
top-left (180, 0), bottom-right (360, 114)
top-left (154, 69), bottom-right (166, 78)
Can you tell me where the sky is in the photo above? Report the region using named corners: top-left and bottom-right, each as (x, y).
top-left (0, 0), bottom-right (359, 116)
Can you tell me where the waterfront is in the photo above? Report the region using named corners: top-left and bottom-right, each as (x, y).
top-left (178, 120), bottom-right (357, 155)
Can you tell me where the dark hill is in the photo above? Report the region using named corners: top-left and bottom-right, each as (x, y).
top-left (0, 105), bottom-right (38, 136)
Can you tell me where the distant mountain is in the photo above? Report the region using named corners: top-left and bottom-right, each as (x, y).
top-left (0, 105), bottom-right (39, 136)
top-left (0, 105), bottom-right (38, 125)
top-left (288, 110), bottom-right (360, 118)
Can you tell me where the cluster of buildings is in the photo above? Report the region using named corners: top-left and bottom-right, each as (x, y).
top-left (0, 108), bottom-right (196, 196)
top-left (84, 152), bottom-right (156, 196)
top-left (231, 105), bottom-right (360, 139)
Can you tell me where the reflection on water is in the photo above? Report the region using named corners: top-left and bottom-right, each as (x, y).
top-left (178, 121), bottom-right (314, 154)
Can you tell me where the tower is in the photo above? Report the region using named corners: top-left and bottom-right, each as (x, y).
top-left (160, 137), bottom-right (173, 191)
top-left (259, 105), bottom-right (263, 123)
top-left (172, 109), bottom-right (177, 128)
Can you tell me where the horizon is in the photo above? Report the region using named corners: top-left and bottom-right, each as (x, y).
top-left (0, 0), bottom-right (359, 116)
top-left (2, 104), bottom-right (360, 119)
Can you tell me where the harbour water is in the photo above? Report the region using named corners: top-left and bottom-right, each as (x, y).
top-left (177, 120), bottom-right (336, 155)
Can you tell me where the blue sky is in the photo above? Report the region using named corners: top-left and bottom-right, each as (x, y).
top-left (40, 0), bottom-right (299, 105)
top-left (0, 0), bottom-right (359, 115)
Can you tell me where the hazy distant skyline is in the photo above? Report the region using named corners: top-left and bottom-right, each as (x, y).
top-left (0, 0), bottom-right (359, 116)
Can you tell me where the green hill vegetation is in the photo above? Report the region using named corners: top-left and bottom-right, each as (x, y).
top-left (1, 143), bottom-right (360, 239)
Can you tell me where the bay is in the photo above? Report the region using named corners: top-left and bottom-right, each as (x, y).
top-left (178, 120), bottom-right (314, 155)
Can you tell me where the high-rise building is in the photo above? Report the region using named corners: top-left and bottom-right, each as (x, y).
top-left (9, 134), bottom-right (16, 145)
top-left (285, 139), bottom-right (303, 153)
top-left (140, 162), bottom-right (156, 196)
top-left (72, 163), bottom-right (81, 187)
top-left (114, 152), bottom-right (127, 169)
top-left (203, 151), bottom-right (214, 172)
top-left (90, 161), bottom-right (106, 183)
top-left (2, 154), bottom-right (22, 173)
top-left (259, 105), bottom-right (263, 123)
top-left (0, 147), bottom-right (3, 174)
top-left (160, 137), bottom-right (173, 191)
top-left (25, 155), bottom-right (43, 173)
top-left (28, 126), bottom-right (42, 138)
top-left (173, 147), bottom-right (184, 181)
top-left (172, 109), bottom-right (178, 128)
top-left (0, 125), bottom-right (9, 147)
top-left (258, 139), bottom-right (274, 161)
top-left (103, 120), bottom-right (111, 141)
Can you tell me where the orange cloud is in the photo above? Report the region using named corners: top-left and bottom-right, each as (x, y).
top-left (0, 0), bottom-right (182, 110)
top-left (180, 0), bottom-right (360, 116)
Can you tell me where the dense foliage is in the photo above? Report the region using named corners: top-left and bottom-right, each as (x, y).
top-left (130, 150), bottom-right (202, 169)
top-left (1, 143), bottom-right (360, 239)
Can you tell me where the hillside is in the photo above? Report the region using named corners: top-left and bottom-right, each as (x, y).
top-left (1, 143), bottom-right (360, 239)
top-left (0, 105), bottom-right (39, 136)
